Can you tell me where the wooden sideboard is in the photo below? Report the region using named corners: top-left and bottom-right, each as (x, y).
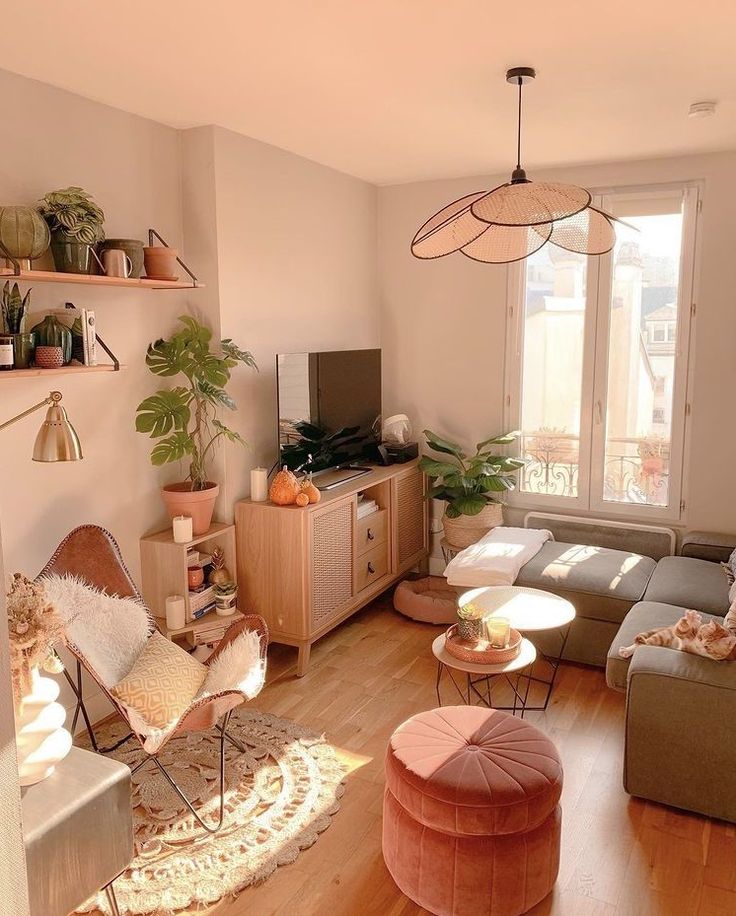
top-left (235, 460), bottom-right (428, 674)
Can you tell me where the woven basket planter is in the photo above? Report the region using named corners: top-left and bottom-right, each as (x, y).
top-left (442, 502), bottom-right (504, 550)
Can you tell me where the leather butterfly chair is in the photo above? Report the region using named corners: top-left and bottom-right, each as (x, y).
top-left (38, 524), bottom-right (269, 833)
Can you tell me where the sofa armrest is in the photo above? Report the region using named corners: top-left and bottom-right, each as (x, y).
top-left (680, 530), bottom-right (736, 563)
top-left (628, 643), bottom-right (736, 692)
top-left (624, 646), bottom-right (736, 821)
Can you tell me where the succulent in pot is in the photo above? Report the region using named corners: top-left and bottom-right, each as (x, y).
top-left (214, 581), bottom-right (238, 616)
top-left (419, 429), bottom-right (525, 550)
top-left (456, 601), bottom-right (484, 641)
top-left (38, 186), bottom-right (105, 274)
top-left (135, 315), bottom-right (257, 535)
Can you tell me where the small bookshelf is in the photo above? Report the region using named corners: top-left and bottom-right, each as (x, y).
top-left (139, 521), bottom-right (238, 640)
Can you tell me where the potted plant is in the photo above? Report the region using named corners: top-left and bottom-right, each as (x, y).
top-left (214, 581), bottom-right (238, 616)
top-left (38, 186), bottom-right (105, 274)
top-left (419, 429), bottom-right (524, 550)
top-left (135, 315), bottom-right (257, 534)
top-left (280, 420), bottom-right (367, 473)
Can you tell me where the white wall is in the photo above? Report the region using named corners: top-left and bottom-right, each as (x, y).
top-left (0, 75), bottom-right (380, 729)
top-left (203, 126), bottom-right (380, 512)
top-left (378, 152), bottom-right (736, 535)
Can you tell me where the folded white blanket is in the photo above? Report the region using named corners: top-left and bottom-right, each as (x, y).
top-left (444, 526), bottom-right (553, 587)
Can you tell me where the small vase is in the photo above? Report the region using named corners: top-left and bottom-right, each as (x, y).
top-left (30, 314), bottom-right (73, 364)
top-left (457, 617), bottom-right (483, 641)
top-left (215, 590), bottom-right (237, 616)
top-left (15, 667), bottom-right (72, 786)
top-left (188, 566), bottom-right (205, 589)
top-left (13, 331), bottom-right (35, 369)
top-left (50, 230), bottom-right (93, 274)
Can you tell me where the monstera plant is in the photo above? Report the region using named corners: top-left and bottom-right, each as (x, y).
top-left (136, 315), bottom-right (257, 534)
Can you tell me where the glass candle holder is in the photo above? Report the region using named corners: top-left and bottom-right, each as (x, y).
top-left (485, 616), bottom-right (511, 648)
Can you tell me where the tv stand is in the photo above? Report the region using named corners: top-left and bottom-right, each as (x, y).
top-left (235, 460), bottom-right (428, 675)
top-left (311, 464), bottom-right (372, 491)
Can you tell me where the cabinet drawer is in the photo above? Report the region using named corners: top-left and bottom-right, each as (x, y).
top-left (354, 543), bottom-right (389, 593)
top-left (355, 509), bottom-right (388, 556)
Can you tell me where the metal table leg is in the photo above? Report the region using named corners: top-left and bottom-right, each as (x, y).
top-left (516, 621), bottom-right (572, 712)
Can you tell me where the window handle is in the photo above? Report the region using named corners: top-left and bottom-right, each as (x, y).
top-left (594, 401), bottom-right (603, 425)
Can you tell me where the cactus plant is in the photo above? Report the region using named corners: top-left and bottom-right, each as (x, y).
top-left (1, 281), bottom-right (30, 334)
top-left (38, 186), bottom-right (105, 245)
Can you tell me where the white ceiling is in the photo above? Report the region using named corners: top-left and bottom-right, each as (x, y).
top-left (2, 1), bottom-right (735, 185)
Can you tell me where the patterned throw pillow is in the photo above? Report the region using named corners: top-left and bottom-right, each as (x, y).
top-left (111, 632), bottom-right (207, 730)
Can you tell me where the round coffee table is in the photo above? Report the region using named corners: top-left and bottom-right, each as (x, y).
top-left (457, 586), bottom-right (576, 711)
top-left (432, 633), bottom-right (537, 717)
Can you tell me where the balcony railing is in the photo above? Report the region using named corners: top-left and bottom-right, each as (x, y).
top-left (519, 431), bottom-right (670, 507)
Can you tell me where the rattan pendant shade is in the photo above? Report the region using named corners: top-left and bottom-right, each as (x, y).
top-left (412, 67), bottom-right (620, 264)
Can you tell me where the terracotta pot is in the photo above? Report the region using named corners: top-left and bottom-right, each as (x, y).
top-left (187, 566), bottom-right (205, 589)
top-left (161, 482), bottom-right (219, 535)
top-left (143, 245), bottom-right (179, 280)
top-left (442, 502), bottom-right (504, 550)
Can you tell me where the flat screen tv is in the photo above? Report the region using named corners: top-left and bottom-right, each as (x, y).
top-left (277, 348), bottom-right (381, 476)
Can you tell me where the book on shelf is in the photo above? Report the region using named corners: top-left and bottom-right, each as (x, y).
top-left (189, 585), bottom-right (216, 614)
top-left (357, 498), bottom-right (379, 519)
top-left (81, 308), bottom-right (97, 366)
top-left (192, 603), bottom-right (216, 620)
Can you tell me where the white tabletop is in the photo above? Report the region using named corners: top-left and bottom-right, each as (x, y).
top-left (457, 585), bottom-right (575, 632)
top-left (432, 633), bottom-right (537, 675)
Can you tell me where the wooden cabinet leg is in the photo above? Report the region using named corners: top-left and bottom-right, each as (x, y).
top-left (296, 642), bottom-right (311, 677)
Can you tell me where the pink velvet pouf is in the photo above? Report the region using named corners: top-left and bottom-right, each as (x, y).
top-left (383, 706), bottom-right (563, 916)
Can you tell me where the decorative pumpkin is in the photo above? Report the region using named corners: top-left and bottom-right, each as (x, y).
top-left (0, 206), bottom-right (50, 264)
top-left (269, 466), bottom-right (300, 505)
top-left (300, 477), bottom-right (321, 504)
top-left (295, 492), bottom-right (310, 507)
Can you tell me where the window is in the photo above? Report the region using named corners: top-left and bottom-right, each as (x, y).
top-left (505, 185), bottom-right (698, 520)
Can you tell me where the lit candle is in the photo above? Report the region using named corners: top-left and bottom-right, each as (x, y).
top-left (485, 616), bottom-right (510, 648)
top-left (165, 594), bottom-right (186, 630)
top-left (250, 467), bottom-right (268, 502)
top-left (172, 515), bottom-right (193, 544)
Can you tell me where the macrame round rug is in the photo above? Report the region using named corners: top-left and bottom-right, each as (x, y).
top-left (76, 709), bottom-right (345, 915)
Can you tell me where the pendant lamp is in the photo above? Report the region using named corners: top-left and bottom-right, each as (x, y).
top-left (412, 67), bottom-right (627, 264)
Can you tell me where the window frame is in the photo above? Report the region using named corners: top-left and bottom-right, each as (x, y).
top-left (503, 182), bottom-right (700, 523)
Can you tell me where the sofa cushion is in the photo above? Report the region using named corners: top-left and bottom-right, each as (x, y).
top-left (605, 600), bottom-right (722, 691)
top-left (643, 556), bottom-right (730, 616)
top-left (516, 541), bottom-right (656, 625)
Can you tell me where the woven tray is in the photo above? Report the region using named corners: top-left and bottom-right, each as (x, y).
top-left (444, 624), bottom-right (522, 665)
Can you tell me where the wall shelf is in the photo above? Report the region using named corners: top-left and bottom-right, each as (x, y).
top-left (0, 267), bottom-right (203, 290)
top-left (0, 364), bottom-right (125, 378)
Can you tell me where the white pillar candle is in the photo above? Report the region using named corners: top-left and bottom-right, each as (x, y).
top-left (165, 594), bottom-right (186, 630)
top-left (250, 467), bottom-right (268, 502)
top-left (172, 515), bottom-right (193, 544)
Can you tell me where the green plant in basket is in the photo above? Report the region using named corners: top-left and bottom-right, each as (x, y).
top-left (419, 429), bottom-right (525, 518)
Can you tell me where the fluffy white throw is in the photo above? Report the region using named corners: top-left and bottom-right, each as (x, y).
top-left (444, 526), bottom-right (553, 587)
top-left (42, 574), bottom-right (151, 686)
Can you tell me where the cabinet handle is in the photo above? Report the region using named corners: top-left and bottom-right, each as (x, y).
top-left (367, 562), bottom-right (375, 574)
top-left (367, 528), bottom-right (375, 541)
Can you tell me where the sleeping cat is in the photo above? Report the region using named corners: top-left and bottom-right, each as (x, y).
top-left (619, 608), bottom-right (736, 661)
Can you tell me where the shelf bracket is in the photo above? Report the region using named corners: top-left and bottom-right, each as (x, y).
top-left (148, 228), bottom-right (200, 288)
top-left (0, 240), bottom-right (21, 277)
top-left (95, 333), bottom-right (120, 371)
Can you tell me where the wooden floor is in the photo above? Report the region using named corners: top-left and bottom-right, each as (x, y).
top-left (129, 595), bottom-right (736, 916)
